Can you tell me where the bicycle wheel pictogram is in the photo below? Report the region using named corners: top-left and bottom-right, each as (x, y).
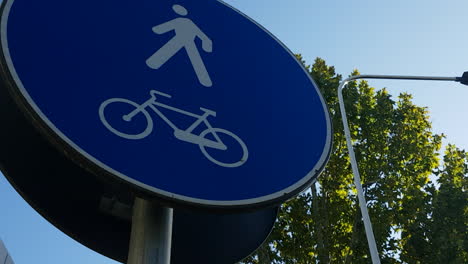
top-left (199, 128), bottom-right (248, 168)
top-left (99, 98), bottom-right (153, 140)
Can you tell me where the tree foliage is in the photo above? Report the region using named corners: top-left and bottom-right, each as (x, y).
top-left (241, 58), bottom-right (468, 264)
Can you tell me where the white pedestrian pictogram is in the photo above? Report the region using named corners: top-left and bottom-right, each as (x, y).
top-left (146, 4), bottom-right (213, 87)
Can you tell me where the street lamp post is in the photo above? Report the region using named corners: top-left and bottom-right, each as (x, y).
top-left (337, 72), bottom-right (468, 264)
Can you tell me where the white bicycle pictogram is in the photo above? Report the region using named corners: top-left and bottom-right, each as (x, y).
top-left (99, 90), bottom-right (248, 168)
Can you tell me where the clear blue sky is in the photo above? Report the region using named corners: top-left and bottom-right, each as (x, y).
top-left (1, 0), bottom-right (468, 263)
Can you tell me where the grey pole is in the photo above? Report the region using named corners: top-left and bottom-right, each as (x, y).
top-left (127, 197), bottom-right (173, 264)
top-left (337, 74), bottom-right (463, 264)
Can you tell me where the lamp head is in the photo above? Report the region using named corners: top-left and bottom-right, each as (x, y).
top-left (456, 71), bottom-right (468, 86)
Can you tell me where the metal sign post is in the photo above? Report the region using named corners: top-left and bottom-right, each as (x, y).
top-left (337, 73), bottom-right (468, 264)
top-left (128, 198), bottom-right (173, 264)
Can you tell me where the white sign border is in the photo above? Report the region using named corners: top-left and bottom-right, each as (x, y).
top-left (0, 0), bottom-right (332, 208)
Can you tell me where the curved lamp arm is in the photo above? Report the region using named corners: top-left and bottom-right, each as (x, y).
top-left (337, 72), bottom-right (466, 264)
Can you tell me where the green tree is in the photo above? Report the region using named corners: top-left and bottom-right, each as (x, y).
top-left (242, 57), bottom-right (467, 263)
top-left (430, 145), bottom-right (468, 263)
top-left (400, 145), bottom-right (468, 264)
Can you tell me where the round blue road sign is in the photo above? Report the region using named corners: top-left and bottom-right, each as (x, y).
top-left (0, 0), bottom-right (332, 209)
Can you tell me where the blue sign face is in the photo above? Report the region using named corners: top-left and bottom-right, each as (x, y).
top-left (1, 0), bottom-right (332, 208)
